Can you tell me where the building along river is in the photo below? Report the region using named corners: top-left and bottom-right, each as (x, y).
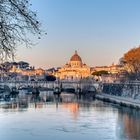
top-left (0, 91), bottom-right (139, 140)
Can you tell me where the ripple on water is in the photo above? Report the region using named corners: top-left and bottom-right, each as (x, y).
top-left (0, 95), bottom-right (139, 140)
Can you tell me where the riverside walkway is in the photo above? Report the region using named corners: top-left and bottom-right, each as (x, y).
top-left (96, 93), bottom-right (140, 109)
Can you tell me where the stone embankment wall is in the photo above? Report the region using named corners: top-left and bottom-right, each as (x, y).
top-left (102, 83), bottom-right (140, 100)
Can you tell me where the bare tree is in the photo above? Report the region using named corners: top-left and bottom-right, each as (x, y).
top-left (0, 0), bottom-right (42, 61)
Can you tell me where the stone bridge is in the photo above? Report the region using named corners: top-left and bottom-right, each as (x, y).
top-left (0, 80), bottom-right (100, 93)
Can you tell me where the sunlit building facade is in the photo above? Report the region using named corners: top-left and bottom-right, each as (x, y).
top-left (91, 63), bottom-right (124, 74)
top-left (55, 51), bottom-right (91, 80)
top-left (9, 65), bottom-right (45, 76)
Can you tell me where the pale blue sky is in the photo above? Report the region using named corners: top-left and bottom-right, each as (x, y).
top-left (17, 0), bottom-right (140, 68)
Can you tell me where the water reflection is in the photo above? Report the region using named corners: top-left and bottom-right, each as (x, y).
top-left (0, 91), bottom-right (140, 140)
top-left (117, 107), bottom-right (140, 140)
top-left (0, 92), bottom-right (94, 110)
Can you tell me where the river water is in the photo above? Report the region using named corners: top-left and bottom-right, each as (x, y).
top-left (0, 92), bottom-right (140, 140)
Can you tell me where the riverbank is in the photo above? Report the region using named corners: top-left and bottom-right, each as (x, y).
top-left (95, 93), bottom-right (140, 109)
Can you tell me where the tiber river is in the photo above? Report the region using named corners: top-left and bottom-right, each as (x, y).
top-left (0, 91), bottom-right (140, 140)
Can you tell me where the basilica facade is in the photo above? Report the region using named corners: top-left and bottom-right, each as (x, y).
top-left (55, 51), bottom-right (91, 80)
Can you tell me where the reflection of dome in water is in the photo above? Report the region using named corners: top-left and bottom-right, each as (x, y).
top-left (70, 51), bottom-right (82, 62)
